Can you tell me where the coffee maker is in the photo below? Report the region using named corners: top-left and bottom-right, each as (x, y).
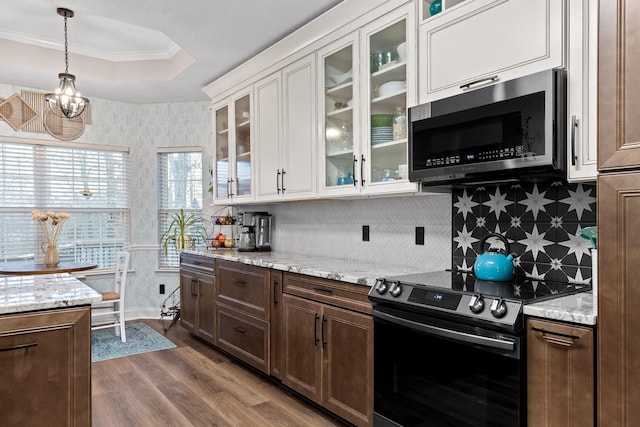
top-left (237, 211), bottom-right (272, 252)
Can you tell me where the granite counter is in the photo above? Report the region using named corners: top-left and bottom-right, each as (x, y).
top-left (186, 250), bottom-right (597, 326)
top-left (524, 291), bottom-right (596, 326)
top-left (0, 273), bottom-right (102, 315)
top-left (183, 249), bottom-right (426, 287)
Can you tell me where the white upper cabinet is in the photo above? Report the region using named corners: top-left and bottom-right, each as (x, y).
top-left (212, 89), bottom-right (254, 205)
top-left (255, 55), bottom-right (317, 202)
top-left (418, 0), bottom-right (565, 103)
top-left (319, 3), bottom-right (419, 197)
top-left (566, 0), bottom-right (597, 182)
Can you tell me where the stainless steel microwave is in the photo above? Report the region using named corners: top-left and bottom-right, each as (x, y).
top-left (408, 69), bottom-right (566, 187)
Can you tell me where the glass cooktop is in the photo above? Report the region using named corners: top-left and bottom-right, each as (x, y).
top-left (382, 269), bottom-right (591, 304)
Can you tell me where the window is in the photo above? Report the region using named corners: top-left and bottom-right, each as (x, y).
top-left (158, 148), bottom-right (203, 268)
top-left (0, 138), bottom-right (130, 269)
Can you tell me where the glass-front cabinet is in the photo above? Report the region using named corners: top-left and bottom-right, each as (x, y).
top-left (213, 90), bottom-right (253, 204)
top-left (319, 34), bottom-right (360, 196)
top-left (319, 4), bottom-right (417, 197)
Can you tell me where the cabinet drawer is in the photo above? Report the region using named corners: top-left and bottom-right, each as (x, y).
top-left (180, 253), bottom-right (215, 275)
top-left (217, 260), bottom-right (270, 320)
top-left (216, 304), bottom-right (269, 374)
top-left (283, 273), bottom-right (372, 315)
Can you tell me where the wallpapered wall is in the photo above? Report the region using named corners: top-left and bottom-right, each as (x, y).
top-left (0, 84), bottom-right (212, 318)
top-left (452, 180), bottom-right (597, 285)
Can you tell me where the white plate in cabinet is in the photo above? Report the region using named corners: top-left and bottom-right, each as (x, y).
top-left (418, 0), bottom-right (565, 103)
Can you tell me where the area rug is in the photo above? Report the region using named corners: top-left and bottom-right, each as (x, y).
top-left (91, 322), bottom-right (176, 362)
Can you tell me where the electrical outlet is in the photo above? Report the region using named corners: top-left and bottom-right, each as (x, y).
top-left (415, 226), bottom-right (425, 245)
top-left (159, 284), bottom-right (165, 294)
top-left (362, 225), bottom-right (370, 242)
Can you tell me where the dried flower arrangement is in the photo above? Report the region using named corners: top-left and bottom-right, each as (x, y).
top-left (32, 210), bottom-right (71, 246)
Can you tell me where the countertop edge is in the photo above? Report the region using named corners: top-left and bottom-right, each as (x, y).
top-left (524, 292), bottom-right (597, 326)
top-left (0, 273), bottom-right (102, 315)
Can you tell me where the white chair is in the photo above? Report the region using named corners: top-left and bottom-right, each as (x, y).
top-left (91, 252), bottom-right (130, 343)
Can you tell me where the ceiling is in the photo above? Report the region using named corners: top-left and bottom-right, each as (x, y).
top-left (0, 0), bottom-right (343, 104)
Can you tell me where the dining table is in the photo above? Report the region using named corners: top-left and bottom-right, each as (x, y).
top-left (0, 261), bottom-right (98, 275)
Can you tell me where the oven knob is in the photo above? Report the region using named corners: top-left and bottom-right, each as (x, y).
top-left (389, 283), bottom-right (403, 298)
top-left (374, 279), bottom-right (389, 295)
top-left (490, 298), bottom-right (508, 318)
top-left (469, 294), bottom-right (485, 314)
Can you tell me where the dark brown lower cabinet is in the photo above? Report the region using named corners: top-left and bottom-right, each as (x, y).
top-left (282, 273), bottom-right (373, 427)
top-left (0, 307), bottom-right (91, 426)
top-left (179, 253), bottom-right (216, 344)
top-left (527, 317), bottom-right (594, 427)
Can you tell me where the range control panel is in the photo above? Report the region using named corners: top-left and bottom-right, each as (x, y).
top-left (369, 278), bottom-right (522, 327)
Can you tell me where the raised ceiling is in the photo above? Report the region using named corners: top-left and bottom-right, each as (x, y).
top-left (0, 0), bottom-right (343, 103)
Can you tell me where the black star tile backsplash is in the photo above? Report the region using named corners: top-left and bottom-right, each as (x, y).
top-left (452, 180), bottom-right (596, 285)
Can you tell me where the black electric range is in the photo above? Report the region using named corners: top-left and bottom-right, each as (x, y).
top-left (368, 269), bottom-right (591, 334)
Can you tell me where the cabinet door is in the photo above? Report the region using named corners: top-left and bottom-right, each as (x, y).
top-left (254, 72), bottom-right (282, 201)
top-left (282, 294), bottom-right (322, 403)
top-left (322, 305), bottom-right (373, 427)
top-left (566, 0), bottom-right (598, 182)
top-left (232, 90), bottom-right (253, 201)
top-left (270, 271), bottom-right (283, 379)
top-left (282, 54), bottom-right (318, 200)
top-left (0, 308), bottom-right (91, 426)
top-left (213, 101), bottom-right (232, 203)
top-left (360, 4), bottom-right (419, 195)
top-left (527, 318), bottom-right (594, 427)
top-left (418, 0), bottom-right (564, 103)
top-left (598, 172), bottom-right (640, 426)
top-left (179, 269), bottom-right (198, 333)
top-left (196, 271), bottom-right (216, 344)
top-left (598, 0), bottom-right (640, 170)
top-left (319, 33), bottom-right (361, 197)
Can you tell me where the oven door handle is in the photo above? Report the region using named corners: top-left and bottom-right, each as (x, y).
top-left (374, 310), bottom-right (515, 351)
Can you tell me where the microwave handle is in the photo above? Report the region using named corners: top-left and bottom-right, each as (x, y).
top-left (460, 75), bottom-right (499, 90)
top-left (571, 115), bottom-right (579, 166)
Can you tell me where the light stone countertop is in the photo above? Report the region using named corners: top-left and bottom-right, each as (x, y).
top-left (186, 250), bottom-right (596, 326)
top-left (524, 291), bottom-right (596, 326)
top-left (0, 273), bottom-right (102, 315)
top-left (184, 249), bottom-right (426, 287)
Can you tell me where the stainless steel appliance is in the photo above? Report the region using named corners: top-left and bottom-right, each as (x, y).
top-left (254, 213), bottom-right (272, 251)
top-left (237, 211), bottom-right (272, 252)
top-left (408, 69), bottom-right (566, 187)
top-left (237, 226), bottom-right (256, 252)
top-left (368, 269), bottom-right (589, 427)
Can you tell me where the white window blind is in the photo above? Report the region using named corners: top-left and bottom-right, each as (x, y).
top-left (158, 149), bottom-right (203, 268)
top-left (0, 139), bottom-right (130, 269)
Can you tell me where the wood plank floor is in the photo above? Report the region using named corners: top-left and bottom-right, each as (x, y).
top-left (91, 319), bottom-right (347, 427)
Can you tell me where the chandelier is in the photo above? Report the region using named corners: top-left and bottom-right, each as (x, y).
top-left (44, 8), bottom-right (89, 119)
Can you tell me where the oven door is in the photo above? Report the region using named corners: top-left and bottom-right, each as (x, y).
top-left (373, 306), bottom-right (525, 427)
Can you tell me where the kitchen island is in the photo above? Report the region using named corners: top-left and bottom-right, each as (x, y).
top-left (0, 273), bottom-right (101, 426)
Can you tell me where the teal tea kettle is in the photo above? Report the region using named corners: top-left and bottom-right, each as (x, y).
top-left (473, 233), bottom-right (515, 282)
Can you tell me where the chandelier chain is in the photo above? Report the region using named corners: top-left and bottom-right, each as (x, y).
top-left (64, 15), bottom-right (69, 74)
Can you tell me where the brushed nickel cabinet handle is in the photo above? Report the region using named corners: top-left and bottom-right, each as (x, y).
top-left (281, 168), bottom-right (286, 193)
top-left (352, 155), bottom-right (358, 186)
top-left (321, 315), bottom-right (327, 349)
top-left (531, 326), bottom-right (579, 347)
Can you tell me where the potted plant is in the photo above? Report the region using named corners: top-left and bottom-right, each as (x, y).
top-left (160, 209), bottom-right (207, 254)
